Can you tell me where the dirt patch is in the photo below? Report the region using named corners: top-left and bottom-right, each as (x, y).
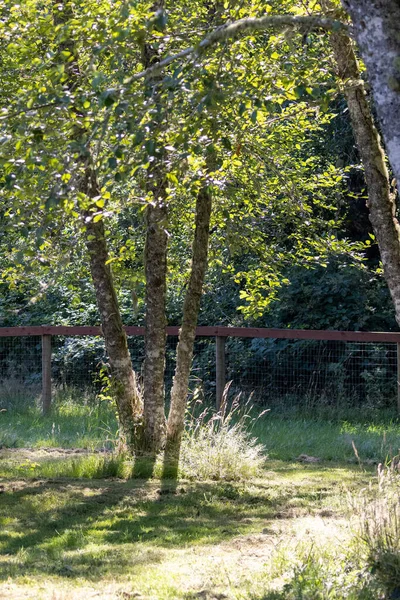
top-left (0, 447), bottom-right (110, 460)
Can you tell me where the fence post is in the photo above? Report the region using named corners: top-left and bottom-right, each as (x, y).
top-left (42, 334), bottom-right (52, 415)
top-left (216, 336), bottom-right (226, 412)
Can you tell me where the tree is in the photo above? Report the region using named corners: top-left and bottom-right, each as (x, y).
top-left (1, 0), bottom-right (366, 471)
top-left (319, 0), bottom-right (400, 328)
top-left (342, 1), bottom-right (400, 187)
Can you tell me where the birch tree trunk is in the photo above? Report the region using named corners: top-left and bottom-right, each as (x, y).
top-left (54, 2), bottom-right (142, 452)
top-left (164, 183), bottom-right (213, 475)
top-left (321, 0), bottom-right (400, 326)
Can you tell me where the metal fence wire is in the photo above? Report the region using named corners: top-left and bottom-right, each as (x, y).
top-left (0, 327), bottom-right (399, 412)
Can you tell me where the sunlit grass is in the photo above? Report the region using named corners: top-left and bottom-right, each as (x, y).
top-left (0, 395), bottom-right (117, 450)
top-left (3, 399), bottom-right (400, 466)
top-left (1, 395), bottom-right (400, 597)
top-left (253, 407), bottom-right (400, 462)
top-left (0, 463), bottom-right (374, 599)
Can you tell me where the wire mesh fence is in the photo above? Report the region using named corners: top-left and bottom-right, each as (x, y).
top-left (0, 327), bottom-right (399, 412)
top-left (225, 338), bottom-right (398, 408)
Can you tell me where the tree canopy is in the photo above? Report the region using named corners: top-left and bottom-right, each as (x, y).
top-left (1, 0), bottom-right (399, 464)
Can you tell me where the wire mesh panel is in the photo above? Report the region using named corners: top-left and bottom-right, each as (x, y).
top-left (0, 336), bottom-right (42, 409)
top-left (52, 336), bottom-right (107, 400)
top-left (226, 338), bottom-right (398, 409)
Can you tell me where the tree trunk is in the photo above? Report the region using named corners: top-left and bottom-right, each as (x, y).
top-left (163, 4), bottom-right (218, 477)
top-left (84, 194), bottom-right (143, 453)
top-left (322, 0), bottom-right (400, 326)
top-left (164, 183), bottom-right (213, 475)
top-left (342, 0), bottom-right (400, 186)
top-left (142, 197), bottom-right (168, 453)
top-left (54, 1), bottom-right (142, 452)
top-left (141, 8), bottom-right (168, 454)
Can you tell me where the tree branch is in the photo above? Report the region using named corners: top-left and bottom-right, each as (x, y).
top-left (2, 14), bottom-right (346, 121)
top-left (126, 14), bottom-right (347, 84)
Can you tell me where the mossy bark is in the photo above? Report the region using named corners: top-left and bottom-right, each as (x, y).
top-left (54, 2), bottom-right (142, 452)
top-left (164, 184), bottom-right (213, 476)
top-left (84, 192), bottom-right (143, 453)
top-left (141, 4), bottom-right (168, 455)
top-left (342, 0), bottom-right (400, 187)
top-left (323, 0), bottom-right (400, 326)
top-left (143, 196), bottom-right (168, 454)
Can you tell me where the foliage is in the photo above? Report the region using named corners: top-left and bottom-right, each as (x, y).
top-left (0, 0), bottom-right (370, 327)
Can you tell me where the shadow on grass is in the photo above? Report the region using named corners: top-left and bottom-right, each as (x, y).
top-left (0, 471), bottom-right (325, 581)
top-left (131, 454), bottom-right (158, 480)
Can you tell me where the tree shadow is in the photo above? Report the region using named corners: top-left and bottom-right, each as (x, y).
top-left (0, 461), bottom-right (356, 584)
top-left (0, 473), bottom-right (307, 581)
top-left (160, 452), bottom-right (179, 493)
top-left (132, 453), bottom-right (158, 480)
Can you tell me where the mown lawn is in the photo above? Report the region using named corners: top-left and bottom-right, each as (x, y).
top-left (2, 400), bottom-right (400, 463)
top-left (0, 462), bottom-right (373, 599)
top-left (0, 402), bottom-right (399, 598)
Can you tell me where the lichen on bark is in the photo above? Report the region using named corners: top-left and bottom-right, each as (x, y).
top-left (324, 0), bottom-right (400, 325)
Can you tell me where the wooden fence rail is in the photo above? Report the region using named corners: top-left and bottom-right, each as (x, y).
top-left (1, 325), bottom-right (400, 414)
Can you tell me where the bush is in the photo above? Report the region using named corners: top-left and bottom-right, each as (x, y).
top-left (179, 390), bottom-right (267, 481)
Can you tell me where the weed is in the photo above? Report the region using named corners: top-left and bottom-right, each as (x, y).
top-left (256, 545), bottom-right (378, 599)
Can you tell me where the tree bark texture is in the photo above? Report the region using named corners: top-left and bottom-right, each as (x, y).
top-left (54, 2), bottom-right (142, 452)
top-left (322, 1), bottom-right (400, 326)
top-left (84, 194), bottom-right (143, 453)
top-left (141, 5), bottom-right (168, 455)
top-left (342, 0), bottom-right (400, 186)
top-left (163, 5), bottom-right (218, 473)
top-left (164, 184), bottom-right (213, 468)
top-left (143, 197), bottom-right (168, 453)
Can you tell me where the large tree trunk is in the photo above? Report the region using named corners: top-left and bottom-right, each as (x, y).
top-left (54, 2), bottom-right (142, 452)
top-left (164, 183), bottom-right (213, 476)
top-left (142, 196), bottom-right (168, 454)
top-left (322, 1), bottom-right (400, 326)
top-left (342, 0), bottom-right (400, 187)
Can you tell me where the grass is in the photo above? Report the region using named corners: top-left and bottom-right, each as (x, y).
top-left (0, 397), bottom-right (117, 450)
top-left (2, 398), bottom-right (400, 598)
top-left (253, 406), bottom-right (400, 463)
top-left (350, 461), bottom-right (400, 598)
top-left (0, 462), bottom-right (375, 599)
top-left (2, 400), bottom-right (400, 464)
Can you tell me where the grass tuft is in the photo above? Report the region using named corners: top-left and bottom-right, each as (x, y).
top-left (351, 459), bottom-right (400, 598)
top-left (2, 453), bottom-right (130, 479)
top-left (179, 391), bottom-right (267, 481)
